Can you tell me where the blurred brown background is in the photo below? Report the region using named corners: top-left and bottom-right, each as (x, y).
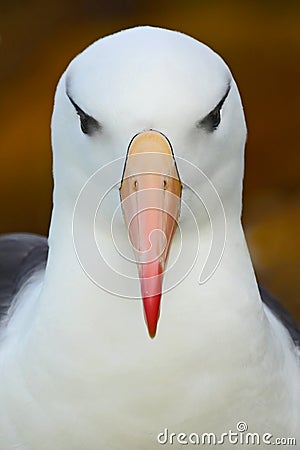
top-left (0, 0), bottom-right (299, 320)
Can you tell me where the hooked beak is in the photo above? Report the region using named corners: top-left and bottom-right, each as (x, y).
top-left (120, 130), bottom-right (182, 338)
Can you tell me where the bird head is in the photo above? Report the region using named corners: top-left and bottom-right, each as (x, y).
top-left (51, 26), bottom-right (247, 337)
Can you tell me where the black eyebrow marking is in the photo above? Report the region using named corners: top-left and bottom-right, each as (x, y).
top-left (216, 81), bottom-right (231, 110)
top-left (207, 81), bottom-right (231, 117)
top-left (67, 92), bottom-right (87, 117)
top-left (196, 81), bottom-right (231, 132)
top-left (66, 91), bottom-right (101, 135)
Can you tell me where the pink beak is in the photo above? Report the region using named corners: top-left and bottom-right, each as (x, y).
top-left (120, 130), bottom-right (182, 338)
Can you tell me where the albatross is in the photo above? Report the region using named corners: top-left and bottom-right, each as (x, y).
top-left (0, 26), bottom-right (299, 449)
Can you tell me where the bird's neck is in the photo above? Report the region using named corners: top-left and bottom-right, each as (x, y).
top-left (4, 198), bottom-right (295, 437)
top-left (35, 197), bottom-right (265, 348)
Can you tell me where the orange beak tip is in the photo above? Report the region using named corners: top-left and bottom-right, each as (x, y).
top-left (143, 294), bottom-right (161, 339)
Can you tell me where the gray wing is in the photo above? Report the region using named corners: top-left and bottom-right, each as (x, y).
top-left (259, 284), bottom-right (300, 347)
top-left (0, 233), bottom-right (48, 320)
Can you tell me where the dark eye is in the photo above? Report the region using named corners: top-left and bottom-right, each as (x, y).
top-left (67, 94), bottom-right (101, 135)
top-left (197, 84), bottom-right (231, 133)
top-left (76, 109), bottom-right (100, 135)
top-left (200, 105), bottom-right (222, 131)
